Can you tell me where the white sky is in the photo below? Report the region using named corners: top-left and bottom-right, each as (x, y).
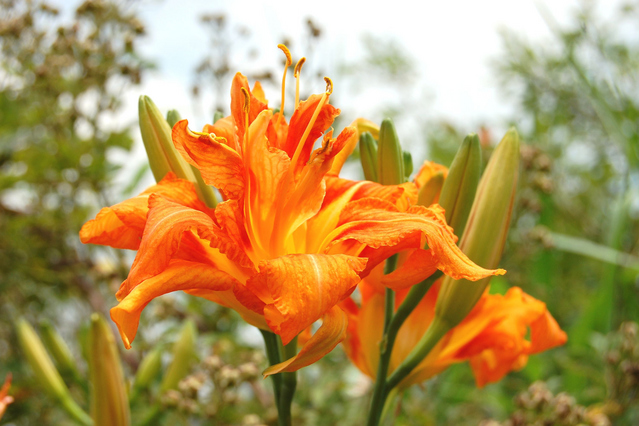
top-left (82, 0), bottom-right (619, 189)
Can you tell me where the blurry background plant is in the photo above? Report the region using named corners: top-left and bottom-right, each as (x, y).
top-left (3, 0), bottom-right (639, 424)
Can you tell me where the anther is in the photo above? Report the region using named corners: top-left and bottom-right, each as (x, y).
top-left (324, 77), bottom-right (333, 95)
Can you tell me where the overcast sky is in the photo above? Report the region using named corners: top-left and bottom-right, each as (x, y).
top-left (77, 0), bottom-right (619, 188)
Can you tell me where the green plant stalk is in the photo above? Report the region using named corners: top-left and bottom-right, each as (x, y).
top-left (278, 337), bottom-right (298, 426)
top-left (385, 315), bottom-right (450, 390)
top-left (366, 271), bottom-right (442, 426)
top-left (367, 255), bottom-right (398, 426)
top-left (259, 329), bottom-right (283, 407)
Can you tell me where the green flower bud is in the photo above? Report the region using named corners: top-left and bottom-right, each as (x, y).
top-left (139, 96), bottom-right (218, 207)
top-left (435, 128), bottom-right (520, 328)
top-left (403, 151), bottom-right (414, 179)
top-left (417, 171), bottom-right (445, 207)
top-left (88, 313), bottom-right (130, 426)
top-left (39, 320), bottom-right (81, 382)
top-left (166, 109), bottom-right (182, 128)
top-left (438, 133), bottom-right (482, 239)
top-left (160, 320), bottom-right (197, 392)
top-left (132, 346), bottom-right (163, 396)
top-left (377, 118), bottom-right (405, 185)
top-left (213, 110), bottom-right (225, 124)
top-left (16, 319), bottom-right (92, 426)
top-left (359, 132), bottom-right (379, 182)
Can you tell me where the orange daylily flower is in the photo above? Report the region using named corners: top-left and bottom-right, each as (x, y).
top-left (342, 278), bottom-right (567, 388)
top-left (81, 61), bottom-right (504, 374)
top-left (0, 373), bottom-right (13, 421)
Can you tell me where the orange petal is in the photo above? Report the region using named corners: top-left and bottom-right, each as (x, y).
top-left (111, 259), bottom-right (238, 348)
top-left (121, 194), bottom-right (252, 299)
top-left (283, 94), bottom-right (339, 165)
top-left (451, 287), bottom-right (567, 387)
top-left (246, 254), bottom-right (367, 345)
top-left (326, 199), bottom-right (504, 283)
top-left (414, 161), bottom-right (448, 188)
top-left (271, 129), bottom-right (355, 254)
top-left (79, 173), bottom-right (206, 250)
top-left (230, 72), bottom-right (268, 145)
top-left (328, 126), bottom-right (360, 176)
top-left (379, 249), bottom-right (439, 290)
top-left (324, 176), bottom-right (418, 212)
top-left (202, 116), bottom-right (237, 149)
top-left (263, 306), bottom-right (348, 376)
top-left (172, 120), bottom-right (245, 200)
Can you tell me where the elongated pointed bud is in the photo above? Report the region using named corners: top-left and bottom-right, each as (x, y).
top-left (438, 133), bottom-right (482, 238)
top-left (377, 118), bottom-right (405, 185)
top-left (417, 171), bottom-right (445, 207)
top-left (213, 110), bottom-right (225, 123)
top-left (359, 132), bottom-right (379, 182)
top-left (138, 95), bottom-right (182, 182)
top-left (403, 151), bottom-right (414, 179)
top-left (39, 320), bottom-right (81, 381)
top-left (88, 313), bottom-right (130, 426)
top-left (139, 97), bottom-right (218, 207)
top-left (166, 109), bottom-right (181, 128)
top-left (435, 128), bottom-right (520, 328)
top-left (132, 346), bottom-right (163, 396)
top-left (16, 319), bottom-right (92, 426)
top-left (160, 320), bottom-right (197, 392)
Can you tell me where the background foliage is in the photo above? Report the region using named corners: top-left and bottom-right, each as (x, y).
top-left (1, 0), bottom-right (638, 425)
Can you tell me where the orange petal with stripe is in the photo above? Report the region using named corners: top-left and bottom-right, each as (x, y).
top-left (121, 194), bottom-right (251, 299)
top-left (79, 173), bottom-right (206, 250)
top-left (326, 199), bottom-right (504, 283)
top-left (245, 254), bottom-right (367, 345)
top-left (263, 306), bottom-right (348, 376)
top-left (172, 120), bottom-right (245, 200)
top-left (111, 259), bottom-right (238, 348)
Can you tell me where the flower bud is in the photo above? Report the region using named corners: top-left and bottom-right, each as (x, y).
top-left (435, 128), bottom-right (520, 328)
top-left (39, 320), bottom-right (81, 382)
top-left (132, 346), bottom-right (163, 396)
top-left (166, 109), bottom-right (181, 128)
top-left (160, 320), bottom-right (198, 392)
top-left (88, 313), bottom-right (130, 426)
top-left (417, 171), bottom-right (445, 207)
top-left (403, 151), bottom-right (414, 179)
top-left (438, 133), bottom-right (482, 238)
top-left (16, 318), bottom-right (92, 426)
top-left (377, 118), bottom-right (405, 185)
top-left (139, 96), bottom-right (218, 207)
top-left (359, 132), bottom-right (378, 182)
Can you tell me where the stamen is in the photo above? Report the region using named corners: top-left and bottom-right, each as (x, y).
top-left (289, 76), bottom-right (334, 169)
top-left (278, 44), bottom-right (292, 124)
top-left (294, 57), bottom-right (306, 109)
top-left (241, 87), bottom-right (250, 153)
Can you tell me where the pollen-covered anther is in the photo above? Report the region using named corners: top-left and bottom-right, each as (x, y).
top-left (324, 77), bottom-right (333, 95)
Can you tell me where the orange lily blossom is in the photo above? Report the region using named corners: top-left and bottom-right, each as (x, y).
top-left (80, 51), bottom-right (504, 374)
top-left (342, 277), bottom-right (568, 389)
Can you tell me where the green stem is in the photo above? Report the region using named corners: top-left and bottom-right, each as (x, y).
top-left (259, 329), bottom-right (283, 407)
top-left (366, 271), bottom-right (441, 426)
top-left (278, 337), bottom-right (298, 426)
top-left (366, 255), bottom-right (398, 426)
top-left (385, 315), bottom-right (450, 390)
